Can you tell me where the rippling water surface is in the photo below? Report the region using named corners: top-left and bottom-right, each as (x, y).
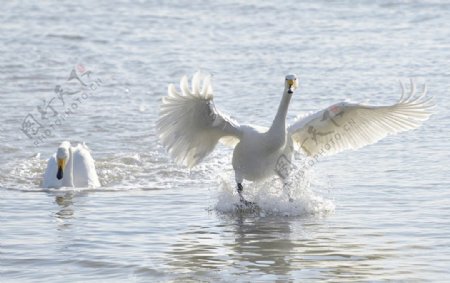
top-left (1, 0), bottom-right (450, 282)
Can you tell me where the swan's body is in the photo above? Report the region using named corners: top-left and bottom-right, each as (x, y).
top-left (157, 72), bottom-right (433, 203)
top-left (42, 141), bottom-right (100, 188)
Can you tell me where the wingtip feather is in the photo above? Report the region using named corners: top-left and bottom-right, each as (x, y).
top-left (180, 75), bottom-right (190, 96)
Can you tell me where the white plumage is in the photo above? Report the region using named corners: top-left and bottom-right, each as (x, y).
top-left (157, 73), bottom-right (433, 204)
top-left (42, 141), bottom-right (100, 189)
top-left (289, 81), bottom-right (433, 156)
top-left (158, 73), bottom-right (240, 168)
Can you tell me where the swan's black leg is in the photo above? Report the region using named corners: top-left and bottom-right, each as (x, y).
top-left (237, 183), bottom-right (245, 202)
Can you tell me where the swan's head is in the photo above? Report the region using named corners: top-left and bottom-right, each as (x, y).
top-left (56, 142), bottom-right (70, 180)
top-left (285, 74), bottom-right (298, 94)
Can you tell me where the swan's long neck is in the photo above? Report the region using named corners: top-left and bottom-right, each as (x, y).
top-left (269, 88), bottom-right (292, 135)
top-left (62, 147), bottom-right (74, 187)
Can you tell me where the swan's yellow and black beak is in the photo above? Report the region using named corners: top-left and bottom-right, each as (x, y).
top-left (287, 79), bottom-right (296, 94)
top-left (57, 158), bottom-right (66, 180)
top-left (285, 74), bottom-right (298, 94)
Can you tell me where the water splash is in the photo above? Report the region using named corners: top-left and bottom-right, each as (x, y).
top-left (1, 154), bottom-right (46, 189)
top-left (214, 168), bottom-right (335, 217)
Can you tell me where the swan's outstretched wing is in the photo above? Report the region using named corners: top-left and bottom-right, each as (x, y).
top-left (157, 72), bottom-right (241, 168)
top-left (288, 81), bottom-right (434, 157)
top-left (72, 143), bottom-right (100, 188)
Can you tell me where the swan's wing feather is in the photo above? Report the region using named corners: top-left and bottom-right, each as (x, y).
top-left (42, 154), bottom-right (61, 188)
top-left (72, 144), bottom-right (100, 188)
top-left (288, 82), bottom-right (434, 157)
top-left (157, 72), bottom-right (241, 168)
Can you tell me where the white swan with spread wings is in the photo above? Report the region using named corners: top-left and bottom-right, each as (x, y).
top-left (157, 72), bottom-right (433, 205)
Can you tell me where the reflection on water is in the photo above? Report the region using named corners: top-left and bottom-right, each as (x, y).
top-left (165, 212), bottom-right (405, 281)
top-left (55, 193), bottom-right (75, 221)
top-left (229, 216), bottom-right (294, 278)
top-left (164, 214), bottom-right (296, 281)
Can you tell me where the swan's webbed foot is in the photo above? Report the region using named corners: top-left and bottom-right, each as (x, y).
top-left (233, 183), bottom-right (260, 213)
top-left (237, 183), bottom-right (256, 207)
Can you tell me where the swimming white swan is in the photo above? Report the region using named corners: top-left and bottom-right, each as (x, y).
top-left (42, 141), bottom-right (100, 188)
top-left (157, 72), bottom-right (433, 204)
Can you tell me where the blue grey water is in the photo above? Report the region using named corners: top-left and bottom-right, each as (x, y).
top-left (1, 0), bottom-right (449, 282)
